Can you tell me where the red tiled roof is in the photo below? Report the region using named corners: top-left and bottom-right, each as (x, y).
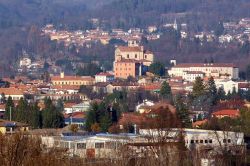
top-left (51, 76), bottom-right (94, 81)
top-left (212, 109), bottom-right (239, 117)
top-left (52, 85), bottom-right (80, 90)
top-left (192, 119), bottom-right (208, 128)
top-left (0, 88), bottom-right (24, 95)
top-left (117, 46), bottom-right (142, 52)
top-left (173, 63), bottom-right (237, 68)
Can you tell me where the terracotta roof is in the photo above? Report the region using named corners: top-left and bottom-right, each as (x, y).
top-left (64, 112), bottom-right (85, 119)
top-left (238, 83), bottom-right (250, 89)
top-left (64, 102), bottom-right (77, 108)
top-left (117, 46), bottom-right (142, 52)
top-left (212, 109), bottom-right (239, 117)
top-left (173, 63), bottom-right (237, 68)
top-left (0, 88), bottom-right (24, 95)
top-left (142, 84), bottom-right (161, 91)
top-left (52, 85), bottom-right (80, 90)
top-left (192, 119), bottom-right (208, 128)
top-left (118, 113), bottom-right (146, 125)
top-left (51, 76), bottom-right (94, 81)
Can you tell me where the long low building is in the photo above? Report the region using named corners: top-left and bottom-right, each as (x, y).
top-left (168, 63), bottom-right (239, 80)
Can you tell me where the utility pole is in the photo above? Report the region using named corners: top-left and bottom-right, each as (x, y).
top-left (10, 106), bottom-right (12, 121)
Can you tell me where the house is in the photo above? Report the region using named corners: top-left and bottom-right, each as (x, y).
top-left (95, 72), bottom-right (114, 83)
top-left (168, 62), bottom-right (239, 80)
top-left (106, 82), bottom-right (139, 93)
top-left (0, 88), bottom-right (24, 101)
top-left (0, 120), bottom-right (29, 134)
top-left (64, 112), bottom-right (85, 127)
top-left (51, 72), bottom-right (95, 86)
top-left (20, 57), bottom-right (31, 67)
top-left (215, 79), bottom-right (238, 94)
top-left (183, 71), bottom-right (205, 82)
top-left (135, 100), bottom-right (155, 113)
top-left (211, 109), bottom-right (240, 119)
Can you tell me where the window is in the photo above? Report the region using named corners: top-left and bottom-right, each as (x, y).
top-left (105, 142), bottom-right (116, 149)
top-left (145, 55), bottom-right (147, 59)
top-left (209, 140), bottom-right (213, 143)
top-left (195, 140), bottom-right (199, 144)
top-left (95, 143), bottom-right (104, 149)
top-left (200, 140), bottom-right (203, 143)
top-left (77, 143), bottom-right (86, 149)
top-left (228, 139), bottom-right (231, 143)
top-left (205, 140), bottom-right (208, 143)
top-left (223, 139), bottom-right (226, 143)
top-left (135, 54), bottom-right (137, 58)
top-left (190, 140), bottom-right (194, 144)
top-left (127, 54), bottom-right (129, 58)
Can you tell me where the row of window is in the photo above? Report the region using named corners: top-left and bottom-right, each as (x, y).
top-left (190, 139), bottom-right (231, 144)
top-left (76, 142), bottom-right (111, 149)
top-left (115, 68), bottom-right (132, 71)
top-left (54, 81), bottom-right (90, 85)
top-left (126, 54), bottom-right (148, 59)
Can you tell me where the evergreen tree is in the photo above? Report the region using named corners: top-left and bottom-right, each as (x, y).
top-left (192, 77), bottom-right (205, 98)
top-left (175, 94), bottom-right (191, 127)
top-left (227, 91), bottom-right (232, 100)
top-left (149, 62), bottom-right (165, 76)
top-left (160, 81), bottom-right (172, 100)
top-left (100, 113), bottom-right (112, 132)
top-left (4, 96), bottom-right (14, 120)
top-left (42, 98), bottom-right (64, 128)
top-left (231, 87), bottom-right (238, 99)
top-left (207, 77), bottom-right (218, 105)
top-left (15, 98), bottom-right (29, 123)
top-left (85, 102), bottom-right (98, 131)
top-left (30, 103), bottom-right (42, 129)
top-left (217, 87), bottom-right (226, 101)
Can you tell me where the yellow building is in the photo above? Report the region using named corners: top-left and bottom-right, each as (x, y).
top-left (51, 73), bottom-right (95, 86)
top-left (0, 120), bottom-right (29, 134)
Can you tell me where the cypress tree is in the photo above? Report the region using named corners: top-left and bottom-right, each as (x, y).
top-left (160, 81), bottom-right (172, 100)
top-left (192, 77), bottom-right (205, 98)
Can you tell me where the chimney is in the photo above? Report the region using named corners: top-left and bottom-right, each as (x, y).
top-left (60, 72), bottom-right (65, 78)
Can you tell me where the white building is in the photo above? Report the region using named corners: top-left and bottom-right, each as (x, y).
top-left (139, 128), bottom-right (244, 150)
top-left (135, 100), bottom-right (155, 113)
top-left (20, 58), bottom-right (31, 67)
top-left (95, 72), bottom-right (114, 83)
top-left (215, 79), bottom-right (238, 94)
top-left (168, 63), bottom-right (239, 80)
top-left (183, 71), bottom-right (205, 82)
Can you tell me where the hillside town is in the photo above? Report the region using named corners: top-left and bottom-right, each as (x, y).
top-left (1, 38), bottom-right (250, 165)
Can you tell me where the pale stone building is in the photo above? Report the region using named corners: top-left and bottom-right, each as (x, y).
top-left (168, 63), bottom-right (239, 80)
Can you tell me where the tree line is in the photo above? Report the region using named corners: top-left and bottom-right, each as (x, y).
top-left (4, 97), bottom-right (64, 129)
